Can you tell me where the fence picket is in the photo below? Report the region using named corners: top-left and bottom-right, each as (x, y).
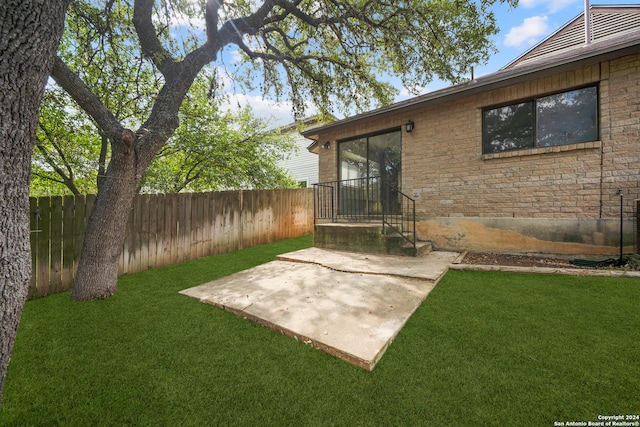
top-left (62, 195), bottom-right (75, 288)
top-left (168, 193), bottom-right (179, 266)
top-left (36, 197), bottom-right (51, 297)
top-left (139, 194), bottom-right (151, 271)
top-left (178, 193), bottom-right (190, 263)
top-left (147, 194), bottom-right (158, 269)
top-left (29, 197), bottom-right (38, 297)
top-left (49, 196), bottom-right (64, 293)
top-left (154, 193), bottom-right (166, 267)
top-left (192, 193), bottom-right (203, 260)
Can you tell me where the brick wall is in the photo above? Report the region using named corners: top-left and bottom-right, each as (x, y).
top-left (314, 53), bottom-right (639, 254)
top-left (318, 55), bottom-right (639, 222)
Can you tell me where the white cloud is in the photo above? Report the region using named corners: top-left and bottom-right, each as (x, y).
top-left (519, 0), bottom-right (546, 8)
top-left (222, 93), bottom-right (315, 127)
top-left (170, 11), bottom-right (206, 31)
top-left (227, 48), bottom-right (244, 64)
top-left (504, 15), bottom-right (550, 48)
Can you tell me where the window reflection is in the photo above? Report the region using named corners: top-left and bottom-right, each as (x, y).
top-left (339, 138), bottom-right (368, 180)
top-left (537, 87), bottom-right (597, 147)
top-left (483, 102), bottom-right (534, 153)
top-left (482, 86), bottom-right (598, 154)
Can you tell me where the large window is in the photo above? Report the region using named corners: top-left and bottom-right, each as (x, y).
top-left (483, 86), bottom-right (598, 154)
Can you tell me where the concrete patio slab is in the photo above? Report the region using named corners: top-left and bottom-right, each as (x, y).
top-left (276, 247), bottom-right (459, 280)
top-left (179, 248), bottom-right (460, 370)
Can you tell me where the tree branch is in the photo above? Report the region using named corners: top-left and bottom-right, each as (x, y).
top-left (216, 0), bottom-right (280, 46)
top-left (34, 137), bottom-right (81, 196)
top-left (51, 56), bottom-right (124, 143)
top-left (205, 0), bottom-right (220, 41)
top-left (97, 133), bottom-right (109, 191)
top-left (132, 0), bottom-right (176, 77)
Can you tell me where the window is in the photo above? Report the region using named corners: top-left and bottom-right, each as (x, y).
top-left (482, 86), bottom-right (598, 154)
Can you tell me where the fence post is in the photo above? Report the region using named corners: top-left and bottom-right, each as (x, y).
top-left (61, 195), bottom-right (76, 289)
top-left (29, 197), bottom-right (38, 298)
top-left (36, 196), bottom-right (51, 297)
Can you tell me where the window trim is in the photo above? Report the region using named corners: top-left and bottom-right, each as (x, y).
top-left (482, 140), bottom-right (602, 160)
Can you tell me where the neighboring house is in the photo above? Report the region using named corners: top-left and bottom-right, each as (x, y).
top-left (277, 116), bottom-right (333, 188)
top-left (303, 5), bottom-right (640, 256)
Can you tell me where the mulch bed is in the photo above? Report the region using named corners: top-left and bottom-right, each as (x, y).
top-left (461, 252), bottom-right (638, 270)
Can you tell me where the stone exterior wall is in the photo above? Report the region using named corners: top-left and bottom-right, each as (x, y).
top-left (316, 54), bottom-right (640, 255)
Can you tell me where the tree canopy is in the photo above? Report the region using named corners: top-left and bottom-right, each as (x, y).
top-left (34, 74), bottom-right (298, 196)
top-left (33, 1), bottom-right (300, 196)
top-left (45, 0), bottom-right (517, 301)
top-left (140, 73), bottom-right (298, 193)
top-left (138, 0), bottom-right (514, 116)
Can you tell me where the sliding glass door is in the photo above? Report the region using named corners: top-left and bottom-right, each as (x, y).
top-left (338, 129), bottom-right (401, 216)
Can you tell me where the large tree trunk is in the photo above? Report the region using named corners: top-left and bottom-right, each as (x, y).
top-left (0, 0), bottom-right (70, 407)
top-left (60, 0), bottom-right (213, 301)
top-left (71, 130), bottom-right (140, 300)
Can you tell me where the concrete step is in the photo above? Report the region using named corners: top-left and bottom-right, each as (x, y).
top-left (313, 223), bottom-right (430, 257)
top-left (387, 232), bottom-right (432, 257)
top-left (401, 240), bottom-right (433, 257)
top-left (314, 223), bottom-right (386, 254)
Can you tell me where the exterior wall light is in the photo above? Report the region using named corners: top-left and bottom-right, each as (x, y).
top-left (405, 120), bottom-right (415, 133)
top-left (323, 141), bottom-right (331, 149)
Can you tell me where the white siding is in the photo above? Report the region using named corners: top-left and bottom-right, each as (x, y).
top-left (280, 132), bottom-right (318, 187)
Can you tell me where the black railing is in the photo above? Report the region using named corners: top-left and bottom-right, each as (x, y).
top-left (381, 180), bottom-right (417, 254)
top-left (313, 182), bottom-right (336, 227)
top-left (313, 176), bottom-right (416, 253)
top-left (633, 200), bottom-right (640, 254)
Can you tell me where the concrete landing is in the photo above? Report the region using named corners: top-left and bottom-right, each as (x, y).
top-left (179, 248), bottom-right (460, 370)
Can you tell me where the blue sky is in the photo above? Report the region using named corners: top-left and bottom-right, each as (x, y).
top-left (215, 0), bottom-right (640, 126)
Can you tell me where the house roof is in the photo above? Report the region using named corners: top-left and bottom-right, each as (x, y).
top-left (272, 115), bottom-right (331, 135)
top-left (272, 115), bottom-right (336, 154)
top-left (302, 5), bottom-right (640, 141)
top-left (504, 5), bottom-right (640, 69)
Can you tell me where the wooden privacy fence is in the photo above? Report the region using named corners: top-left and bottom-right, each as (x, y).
top-left (29, 188), bottom-right (314, 298)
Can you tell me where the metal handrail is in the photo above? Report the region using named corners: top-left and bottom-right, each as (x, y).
top-left (313, 182), bottom-right (335, 228)
top-left (381, 181), bottom-right (417, 255)
top-left (312, 177), bottom-right (417, 254)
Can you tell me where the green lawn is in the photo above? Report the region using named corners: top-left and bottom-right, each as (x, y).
top-left (2, 235), bottom-right (639, 426)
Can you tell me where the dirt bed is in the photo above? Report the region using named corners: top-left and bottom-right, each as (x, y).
top-left (462, 252), bottom-right (599, 269)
